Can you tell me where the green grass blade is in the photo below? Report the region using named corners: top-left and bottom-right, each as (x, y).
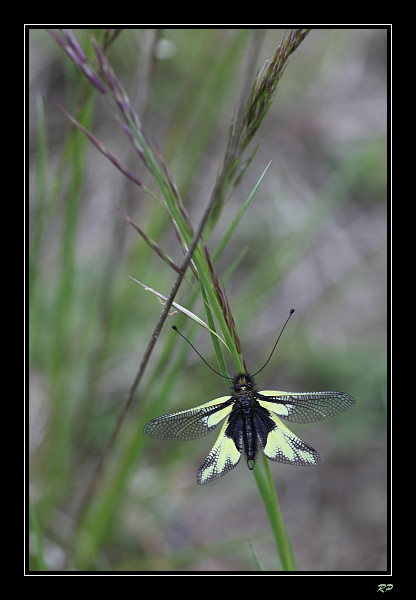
top-left (247, 540), bottom-right (264, 571)
top-left (212, 161), bottom-right (272, 262)
top-left (253, 458), bottom-right (297, 571)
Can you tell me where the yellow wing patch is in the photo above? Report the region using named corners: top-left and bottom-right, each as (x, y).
top-left (256, 408), bottom-right (321, 466)
top-left (197, 418), bottom-right (242, 484)
top-left (258, 390), bottom-right (356, 423)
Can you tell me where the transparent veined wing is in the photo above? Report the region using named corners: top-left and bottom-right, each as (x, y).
top-left (197, 410), bottom-right (243, 484)
top-left (257, 390), bottom-right (355, 423)
top-left (143, 396), bottom-right (233, 440)
top-left (253, 403), bottom-right (321, 466)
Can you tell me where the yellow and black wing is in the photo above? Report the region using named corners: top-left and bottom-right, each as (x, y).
top-left (144, 397), bottom-right (243, 485)
top-left (196, 410), bottom-right (244, 484)
top-left (143, 396), bottom-right (233, 440)
top-left (252, 402), bottom-right (321, 466)
top-left (252, 390), bottom-right (355, 466)
top-left (257, 390), bottom-right (356, 423)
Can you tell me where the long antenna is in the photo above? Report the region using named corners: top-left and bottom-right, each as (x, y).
top-left (251, 308), bottom-right (295, 377)
top-left (172, 326), bottom-right (233, 380)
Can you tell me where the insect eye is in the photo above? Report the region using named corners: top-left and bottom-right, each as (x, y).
top-left (235, 384), bottom-right (241, 391)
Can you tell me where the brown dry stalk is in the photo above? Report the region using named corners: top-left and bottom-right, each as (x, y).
top-left (62, 188), bottom-right (218, 568)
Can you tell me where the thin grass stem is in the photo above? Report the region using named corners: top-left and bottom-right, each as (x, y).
top-left (62, 188), bottom-right (219, 567)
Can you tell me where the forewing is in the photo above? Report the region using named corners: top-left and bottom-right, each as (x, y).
top-left (258, 390), bottom-right (355, 423)
top-left (253, 404), bottom-right (320, 466)
top-left (143, 396), bottom-right (233, 440)
top-left (197, 410), bottom-right (243, 484)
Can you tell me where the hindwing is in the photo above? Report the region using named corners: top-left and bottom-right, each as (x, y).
top-left (196, 409), bottom-right (243, 485)
top-left (253, 402), bottom-right (321, 466)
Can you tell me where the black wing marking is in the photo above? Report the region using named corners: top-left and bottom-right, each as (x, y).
top-left (197, 410), bottom-right (244, 484)
top-left (253, 403), bottom-right (321, 466)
